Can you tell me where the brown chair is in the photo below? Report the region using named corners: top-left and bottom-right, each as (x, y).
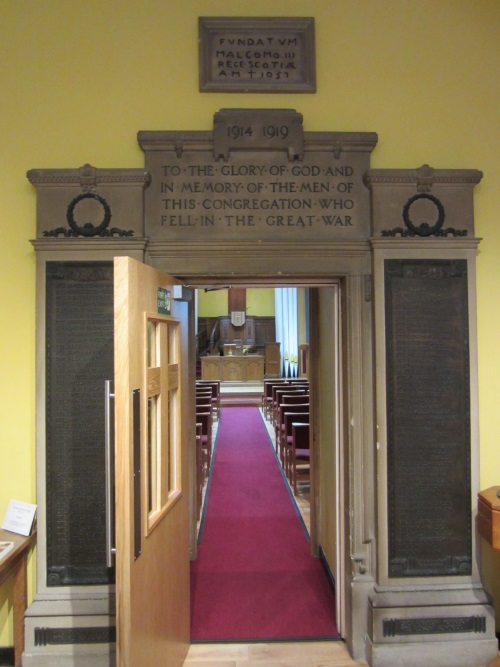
top-left (272, 387), bottom-right (306, 426)
top-left (196, 409), bottom-right (213, 473)
top-left (275, 402), bottom-right (309, 466)
top-left (290, 379), bottom-right (309, 388)
top-left (196, 380), bottom-right (221, 420)
top-left (290, 422), bottom-right (310, 494)
top-left (273, 393), bottom-right (309, 449)
top-left (196, 395), bottom-right (212, 411)
top-left (262, 379), bottom-right (289, 420)
top-left (195, 425), bottom-right (203, 519)
top-left (269, 383), bottom-right (294, 422)
top-left (279, 393), bottom-right (309, 407)
top-left (282, 411), bottom-right (310, 477)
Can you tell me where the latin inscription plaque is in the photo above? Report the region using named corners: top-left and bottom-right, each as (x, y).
top-left (46, 262), bottom-right (114, 585)
top-left (385, 259), bottom-right (472, 577)
top-left (138, 111), bottom-right (377, 242)
top-left (199, 17), bottom-right (316, 93)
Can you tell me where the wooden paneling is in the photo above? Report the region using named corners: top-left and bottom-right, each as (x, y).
top-left (265, 342), bottom-right (281, 378)
top-left (228, 287), bottom-right (246, 312)
top-left (198, 316), bottom-right (275, 355)
top-left (201, 355), bottom-right (264, 381)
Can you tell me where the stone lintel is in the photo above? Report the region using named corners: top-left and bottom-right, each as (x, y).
top-left (31, 238), bottom-right (148, 254)
top-left (370, 237), bottom-right (481, 252)
top-left (138, 128), bottom-right (379, 157)
top-left (365, 165), bottom-right (483, 189)
top-left (27, 164), bottom-right (150, 188)
top-left (145, 239), bottom-right (372, 279)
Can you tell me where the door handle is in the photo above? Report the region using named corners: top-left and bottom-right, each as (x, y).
top-left (105, 380), bottom-right (116, 568)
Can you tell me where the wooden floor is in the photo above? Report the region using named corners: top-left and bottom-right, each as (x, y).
top-left (183, 642), bottom-right (500, 667)
top-left (183, 640), bottom-right (367, 666)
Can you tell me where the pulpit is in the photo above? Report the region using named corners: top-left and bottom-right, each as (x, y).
top-left (201, 354), bottom-right (264, 381)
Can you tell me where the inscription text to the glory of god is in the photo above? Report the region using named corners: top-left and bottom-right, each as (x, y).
top-left (149, 155), bottom-right (370, 241)
top-left (139, 122), bottom-right (377, 242)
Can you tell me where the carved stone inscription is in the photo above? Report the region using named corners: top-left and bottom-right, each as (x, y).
top-left (199, 17), bottom-right (316, 93)
top-left (46, 262), bottom-right (114, 586)
top-left (139, 128), bottom-right (377, 242)
top-left (385, 259), bottom-right (471, 577)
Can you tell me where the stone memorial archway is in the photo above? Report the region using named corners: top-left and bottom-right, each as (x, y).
top-left (24, 110), bottom-right (496, 667)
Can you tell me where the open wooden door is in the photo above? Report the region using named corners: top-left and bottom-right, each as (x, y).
top-left (114, 256), bottom-right (191, 667)
top-left (311, 285), bottom-right (345, 636)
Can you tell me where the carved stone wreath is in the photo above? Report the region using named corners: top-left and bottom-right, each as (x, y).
top-left (66, 192), bottom-right (112, 237)
top-left (402, 193), bottom-right (445, 237)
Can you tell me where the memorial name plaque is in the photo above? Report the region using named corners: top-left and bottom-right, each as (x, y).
top-left (138, 110), bottom-right (377, 243)
top-left (46, 261), bottom-right (114, 586)
top-left (199, 17), bottom-right (316, 93)
top-left (385, 259), bottom-right (471, 578)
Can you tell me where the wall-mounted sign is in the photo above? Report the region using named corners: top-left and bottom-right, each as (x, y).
top-left (199, 17), bottom-right (316, 93)
top-left (157, 287), bottom-right (171, 315)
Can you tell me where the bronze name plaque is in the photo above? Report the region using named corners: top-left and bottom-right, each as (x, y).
top-left (199, 17), bottom-right (316, 93)
top-left (385, 259), bottom-right (471, 578)
top-left (139, 110), bottom-right (377, 243)
top-left (46, 261), bottom-right (114, 586)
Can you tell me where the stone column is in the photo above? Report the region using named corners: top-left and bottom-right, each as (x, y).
top-left (365, 165), bottom-right (498, 667)
top-left (23, 165), bottom-right (148, 667)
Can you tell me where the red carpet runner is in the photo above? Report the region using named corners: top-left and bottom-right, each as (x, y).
top-left (190, 407), bottom-right (339, 641)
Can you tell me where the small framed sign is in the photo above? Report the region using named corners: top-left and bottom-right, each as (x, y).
top-left (199, 17), bottom-right (316, 93)
top-left (157, 287), bottom-right (171, 315)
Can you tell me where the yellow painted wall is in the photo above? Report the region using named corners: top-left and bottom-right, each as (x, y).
top-left (197, 289), bottom-right (229, 317)
top-left (198, 288), bottom-right (275, 317)
top-left (247, 288), bottom-right (275, 317)
top-left (1, 0), bottom-right (500, 644)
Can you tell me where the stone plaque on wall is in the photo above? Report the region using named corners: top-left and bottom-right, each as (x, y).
top-left (385, 259), bottom-right (471, 577)
top-left (199, 17), bottom-right (316, 93)
top-left (138, 110), bottom-right (377, 243)
top-left (46, 262), bottom-right (114, 585)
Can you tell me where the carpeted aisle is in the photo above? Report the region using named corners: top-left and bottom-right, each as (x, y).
top-left (190, 406), bottom-right (339, 642)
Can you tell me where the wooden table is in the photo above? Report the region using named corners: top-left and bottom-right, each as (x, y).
top-left (478, 486), bottom-right (500, 550)
top-left (0, 529), bottom-right (36, 667)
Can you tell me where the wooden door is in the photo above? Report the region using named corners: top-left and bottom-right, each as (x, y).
top-left (310, 286), bottom-right (344, 634)
top-left (114, 256), bottom-right (191, 667)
